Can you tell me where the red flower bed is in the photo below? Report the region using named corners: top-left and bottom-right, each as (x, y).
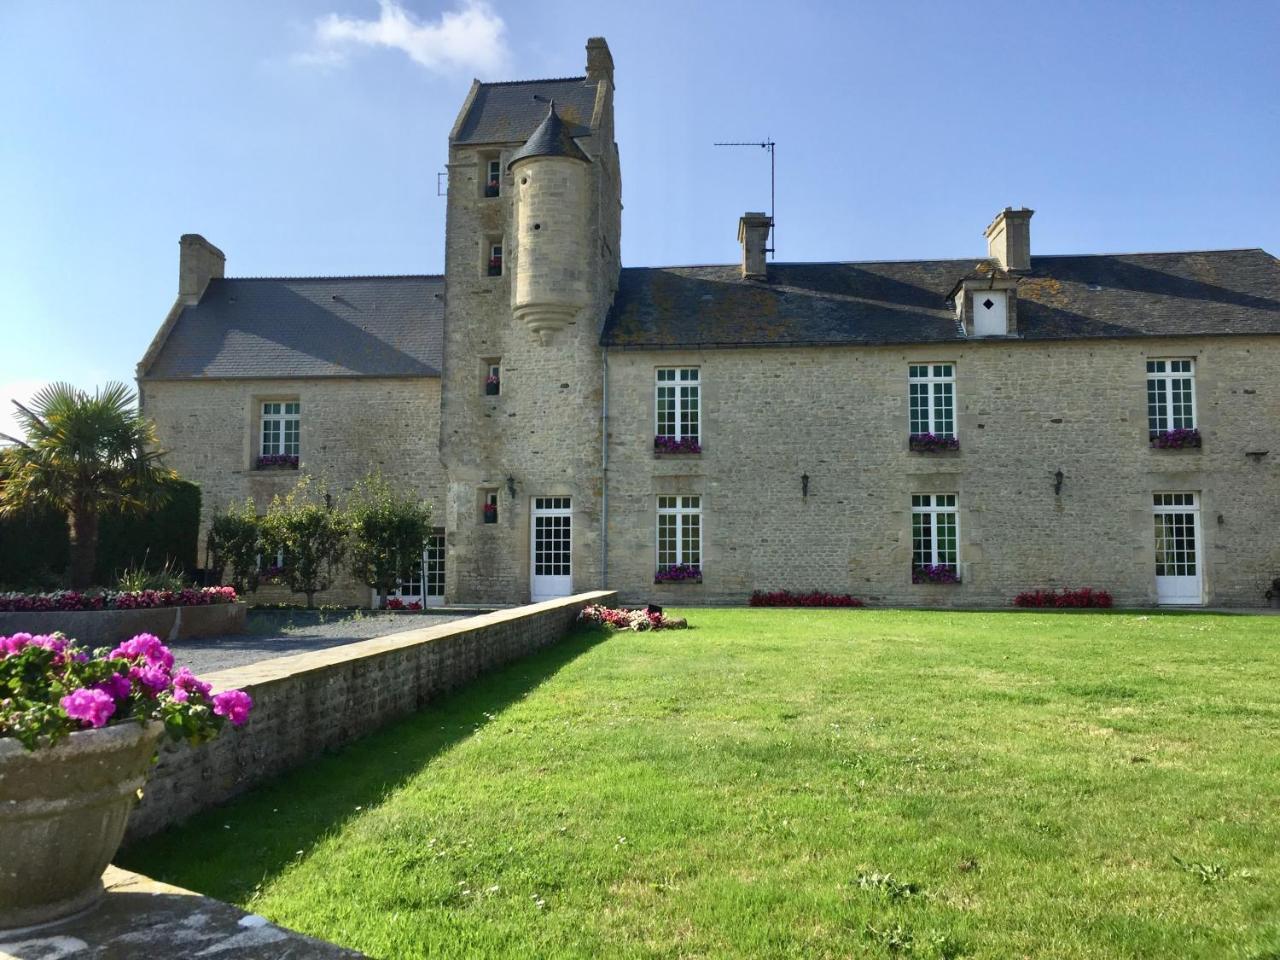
top-left (0, 586), bottom-right (237, 613)
top-left (1013, 587), bottom-right (1113, 609)
top-left (383, 598), bottom-right (423, 611)
top-left (749, 590), bottom-right (865, 608)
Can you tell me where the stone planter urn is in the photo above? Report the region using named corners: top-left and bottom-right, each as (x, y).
top-left (0, 720), bottom-right (164, 929)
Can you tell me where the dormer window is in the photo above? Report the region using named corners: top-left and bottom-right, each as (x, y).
top-left (484, 158), bottom-right (501, 198)
top-left (973, 290), bottom-right (1008, 336)
top-left (487, 241), bottom-right (503, 277)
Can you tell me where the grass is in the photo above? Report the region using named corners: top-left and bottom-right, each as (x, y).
top-left (121, 609), bottom-right (1280, 959)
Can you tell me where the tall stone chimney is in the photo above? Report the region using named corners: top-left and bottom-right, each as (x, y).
top-left (586, 37), bottom-right (614, 84)
top-left (737, 212), bottom-right (772, 281)
top-left (984, 207), bottom-right (1034, 272)
top-left (178, 234), bottom-right (225, 302)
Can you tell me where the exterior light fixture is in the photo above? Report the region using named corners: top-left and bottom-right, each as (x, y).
top-left (506, 476), bottom-right (517, 499)
top-left (801, 473), bottom-right (810, 497)
top-left (1053, 469), bottom-right (1064, 496)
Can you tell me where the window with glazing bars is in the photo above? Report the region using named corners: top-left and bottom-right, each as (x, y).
top-left (260, 402), bottom-right (300, 456)
top-left (908, 364), bottom-right (955, 437)
top-left (911, 494), bottom-right (958, 571)
top-left (656, 368), bottom-right (700, 441)
top-left (657, 496), bottom-right (701, 569)
top-left (1146, 359), bottom-right (1195, 435)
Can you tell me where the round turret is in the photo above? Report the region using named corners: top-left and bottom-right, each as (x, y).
top-left (508, 104), bottom-right (591, 344)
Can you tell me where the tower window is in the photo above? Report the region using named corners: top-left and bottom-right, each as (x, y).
top-left (484, 158), bottom-right (500, 198)
top-left (487, 241), bottom-right (503, 277)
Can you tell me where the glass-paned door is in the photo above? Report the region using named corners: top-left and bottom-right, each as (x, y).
top-left (387, 529), bottom-right (446, 607)
top-left (531, 497), bottom-right (572, 602)
top-left (1153, 493), bottom-right (1203, 605)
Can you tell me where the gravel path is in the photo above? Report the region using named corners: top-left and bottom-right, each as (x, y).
top-left (170, 610), bottom-right (479, 676)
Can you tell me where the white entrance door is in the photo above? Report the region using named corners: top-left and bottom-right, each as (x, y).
top-left (387, 530), bottom-right (446, 608)
top-left (531, 497), bottom-right (572, 601)
top-left (1153, 493), bottom-right (1203, 605)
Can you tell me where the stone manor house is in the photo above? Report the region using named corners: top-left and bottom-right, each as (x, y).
top-left (137, 38), bottom-right (1280, 609)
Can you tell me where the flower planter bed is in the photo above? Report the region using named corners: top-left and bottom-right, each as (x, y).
top-left (0, 589), bottom-right (246, 645)
top-left (1150, 428), bottom-right (1201, 449)
top-left (912, 565), bottom-right (960, 585)
top-left (653, 436), bottom-right (701, 455)
top-left (256, 454), bottom-right (300, 469)
top-left (908, 433), bottom-right (960, 452)
top-left (749, 590), bottom-right (865, 608)
top-left (577, 603), bottom-right (686, 631)
top-left (654, 564), bottom-right (702, 584)
top-left (1013, 587), bottom-right (1113, 608)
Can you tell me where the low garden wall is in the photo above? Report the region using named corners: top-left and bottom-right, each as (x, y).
top-left (124, 590), bottom-right (615, 841)
top-left (0, 601), bottom-right (247, 645)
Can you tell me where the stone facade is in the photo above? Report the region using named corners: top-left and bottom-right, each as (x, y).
top-left (141, 377), bottom-right (445, 605)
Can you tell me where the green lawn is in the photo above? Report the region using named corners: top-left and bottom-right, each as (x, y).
top-left (122, 609), bottom-right (1280, 959)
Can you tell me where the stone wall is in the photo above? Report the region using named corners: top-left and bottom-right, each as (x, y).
top-left (141, 377), bottom-right (445, 606)
top-left (124, 591), bottom-right (615, 841)
top-left (603, 336), bottom-right (1280, 608)
top-left (0, 602), bottom-right (246, 646)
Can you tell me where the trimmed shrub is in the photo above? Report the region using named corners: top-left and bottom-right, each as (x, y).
top-left (750, 590), bottom-right (865, 608)
top-left (1013, 587), bottom-right (1113, 608)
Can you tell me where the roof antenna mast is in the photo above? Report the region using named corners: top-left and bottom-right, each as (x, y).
top-left (713, 139), bottom-right (776, 258)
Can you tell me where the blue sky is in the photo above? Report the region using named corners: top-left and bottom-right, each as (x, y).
top-left (2, 0), bottom-right (1278, 432)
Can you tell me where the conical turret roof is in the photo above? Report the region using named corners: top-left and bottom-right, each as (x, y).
top-left (507, 102), bottom-right (590, 168)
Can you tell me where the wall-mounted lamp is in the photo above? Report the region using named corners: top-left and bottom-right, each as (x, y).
top-left (1053, 469), bottom-right (1064, 496)
top-left (1217, 513), bottom-right (1225, 526)
top-left (801, 473), bottom-right (810, 498)
top-left (506, 476), bottom-right (516, 499)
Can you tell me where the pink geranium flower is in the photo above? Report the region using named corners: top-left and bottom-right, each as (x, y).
top-left (212, 689), bottom-right (253, 726)
top-left (60, 688), bottom-right (117, 728)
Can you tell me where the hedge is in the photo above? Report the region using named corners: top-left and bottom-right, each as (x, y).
top-left (0, 479), bottom-right (201, 590)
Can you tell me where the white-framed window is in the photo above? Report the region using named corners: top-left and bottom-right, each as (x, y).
top-left (260, 401), bottom-right (300, 457)
top-left (911, 494), bottom-right (959, 577)
top-left (482, 490), bottom-right (499, 524)
top-left (484, 360), bottom-right (501, 396)
top-left (1146, 359), bottom-right (1196, 435)
top-left (487, 240), bottom-right (503, 276)
top-left (656, 496), bottom-right (701, 572)
top-left (485, 158), bottom-right (501, 197)
top-left (655, 368), bottom-right (700, 442)
top-left (908, 364), bottom-right (956, 437)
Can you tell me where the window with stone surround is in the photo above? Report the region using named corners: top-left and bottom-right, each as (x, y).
top-left (258, 401), bottom-right (300, 468)
top-left (1147, 359), bottom-right (1196, 437)
top-left (483, 157), bottom-right (501, 198)
top-left (486, 240), bottom-right (503, 277)
top-left (656, 496), bottom-right (701, 581)
top-left (655, 368), bottom-right (700, 453)
top-left (483, 359), bottom-right (501, 396)
top-left (911, 494), bottom-right (959, 582)
top-left (908, 364), bottom-right (956, 448)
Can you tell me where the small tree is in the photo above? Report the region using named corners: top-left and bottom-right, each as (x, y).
top-left (260, 476), bottom-right (347, 608)
top-left (348, 472), bottom-right (433, 608)
top-left (206, 498), bottom-right (262, 594)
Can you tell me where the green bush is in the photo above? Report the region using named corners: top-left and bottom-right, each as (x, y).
top-left (0, 503), bottom-right (68, 590)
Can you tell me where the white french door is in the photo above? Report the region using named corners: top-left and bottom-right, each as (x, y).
top-left (1153, 493), bottom-right (1203, 605)
top-left (386, 530), bottom-right (446, 607)
top-left (530, 497), bottom-right (572, 602)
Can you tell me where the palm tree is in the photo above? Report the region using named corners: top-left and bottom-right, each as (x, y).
top-left (0, 382), bottom-right (176, 588)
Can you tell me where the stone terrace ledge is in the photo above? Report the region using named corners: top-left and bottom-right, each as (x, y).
top-left (126, 590), bottom-right (616, 841)
top-left (0, 866), bottom-right (365, 959)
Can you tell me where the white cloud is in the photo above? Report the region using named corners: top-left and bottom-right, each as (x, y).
top-left (302, 0), bottom-right (509, 76)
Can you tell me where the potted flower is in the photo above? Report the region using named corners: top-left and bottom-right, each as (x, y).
top-left (1150, 427), bottom-right (1202, 449)
top-left (1266, 577), bottom-right (1280, 610)
top-left (483, 502), bottom-right (498, 524)
top-left (487, 256), bottom-right (503, 277)
top-left (913, 564), bottom-right (960, 584)
top-left (484, 179), bottom-right (500, 198)
top-left (485, 373), bottom-right (501, 396)
top-left (655, 563), bottom-right (702, 584)
top-left (256, 453), bottom-right (300, 469)
top-left (0, 631), bottom-right (252, 928)
top-left (908, 433), bottom-right (960, 453)
top-left (653, 435), bottom-right (701, 455)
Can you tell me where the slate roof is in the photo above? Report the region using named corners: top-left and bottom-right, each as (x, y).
top-left (509, 103), bottom-right (590, 167)
top-left (454, 77), bottom-right (599, 145)
top-left (601, 249), bottom-right (1280, 349)
top-left (141, 276), bottom-right (443, 380)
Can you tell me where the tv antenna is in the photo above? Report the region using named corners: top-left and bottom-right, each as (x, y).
top-left (713, 138), bottom-right (775, 257)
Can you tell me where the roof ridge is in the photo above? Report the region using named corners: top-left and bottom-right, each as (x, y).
top-left (219, 274), bottom-right (443, 281)
top-left (1032, 247), bottom-right (1266, 259)
top-left (478, 75), bottom-right (589, 87)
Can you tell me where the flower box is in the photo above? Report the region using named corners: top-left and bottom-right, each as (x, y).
top-left (482, 504), bottom-right (498, 524)
top-left (653, 436), bottom-right (701, 455)
top-left (256, 454), bottom-right (299, 469)
top-left (487, 257), bottom-right (503, 277)
top-left (912, 564), bottom-right (960, 585)
top-left (908, 433), bottom-right (960, 452)
top-left (655, 563), bottom-right (702, 584)
top-left (1150, 428), bottom-right (1201, 449)
top-left (485, 375), bottom-right (501, 396)
top-left (484, 180), bottom-right (500, 198)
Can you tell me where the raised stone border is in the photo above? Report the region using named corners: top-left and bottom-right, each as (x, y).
top-left (125, 590), bottom-right (615, 841)
top-left (0, 601), bottom-right (248, 646)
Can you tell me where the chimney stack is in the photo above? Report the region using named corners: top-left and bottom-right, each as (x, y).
top-left (179, 234), bottom-right (225, 302)
top-left (737, 212), bottom-right (772, 280)
top-left (984, 207), bottom-right (1034, 272)
top-left (586, 37), bottom-right (614, 85)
